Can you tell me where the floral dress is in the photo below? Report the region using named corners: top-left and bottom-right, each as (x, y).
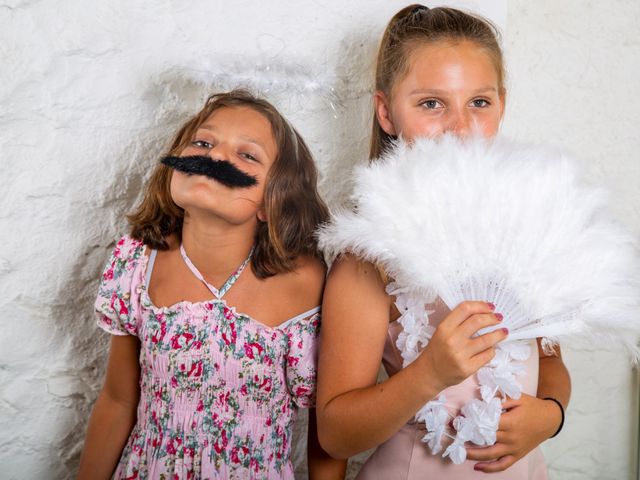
top-left (95, 236), bottom-right (320, 480)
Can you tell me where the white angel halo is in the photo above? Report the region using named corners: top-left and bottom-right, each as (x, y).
top-left (317, 135), bottom-right (640, 464)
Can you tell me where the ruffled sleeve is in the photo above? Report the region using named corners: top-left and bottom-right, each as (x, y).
top-left (94, 235), bottom-right (145, 336)
top-left (283, 309), bottom-right (321, 408)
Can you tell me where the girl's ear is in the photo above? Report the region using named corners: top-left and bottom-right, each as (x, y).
top-left (374, 91), bottom-right (397, 136)
top-left (257, 206), bottom-right (267, 223)
top-left (498, 88), bottom-right (507, 122)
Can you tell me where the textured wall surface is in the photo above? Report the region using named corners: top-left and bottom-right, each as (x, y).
top-left (502, 2), bottom-right (640, 479)
top-left (1, 1), bottom-right (638, 479)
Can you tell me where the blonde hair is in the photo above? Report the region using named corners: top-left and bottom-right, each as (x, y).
top-left (370, 4), bottom-right (505, 159)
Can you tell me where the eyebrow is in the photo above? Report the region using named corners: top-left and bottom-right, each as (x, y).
top-left (409, 87), bottom-right (498, 95)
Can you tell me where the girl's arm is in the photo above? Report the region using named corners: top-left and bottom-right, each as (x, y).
top-left (307, 407), bottom-right (347, 479)
top-left (316, 255), bottom-right (506, 459)
top-left (467, 341), bottom-right (571, 473)
top-left (536, 341), bottom-right (571, 407)
top-left (77, 335), bottom-right (141, 479)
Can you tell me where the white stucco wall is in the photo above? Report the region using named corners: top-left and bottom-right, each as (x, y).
top-left (1, 1), bottom-right (638, 479)
top-left (502, 2), bottom-right (640, 479)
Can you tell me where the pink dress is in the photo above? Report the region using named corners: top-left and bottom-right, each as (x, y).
top-left (95, 236), bottom-right (320, 479)
top-left (357, 299), bottom-right (548, 480)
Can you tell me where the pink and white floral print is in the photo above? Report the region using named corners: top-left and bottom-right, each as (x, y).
top-left (95, 236), bottom-right (320, 479)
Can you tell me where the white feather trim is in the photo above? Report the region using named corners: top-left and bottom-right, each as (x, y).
top-left (318, 135), bottom-right (640, 354)
top-left (317, 135), bottom-right (640, 463)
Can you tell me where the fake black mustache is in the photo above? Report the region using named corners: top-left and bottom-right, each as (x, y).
top-left (161, 155), bottom-right (258, 188)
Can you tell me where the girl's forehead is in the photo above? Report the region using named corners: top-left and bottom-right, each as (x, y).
top-left (195, 106), bottom-right (279, 160)
top-left (397, 40), bottom-right (500, 92)
top-left (202, 106), bottom-right (270, 130)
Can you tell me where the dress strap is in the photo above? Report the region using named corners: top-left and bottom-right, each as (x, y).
top-left (145, 249), bottom-right (158, 287)
top-left (179, 244), bottom-right (253, 299)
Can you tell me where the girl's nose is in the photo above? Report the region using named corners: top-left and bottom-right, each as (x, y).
top-left (208, 142), bottom-right (232, 161)
top-left (446, 109), bottom-right (472, 138)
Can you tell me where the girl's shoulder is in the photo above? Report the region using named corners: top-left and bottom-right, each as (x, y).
top-left (95, 235), bottom-right (147, 336)
top-left (99, 235), bottom-right (147, 283)
top-left (284, 254), bottom-right (326, 295)
top-left (324, 253), bottom-right (392, 309)
top-left (292, 254), bottom-right (326, 281)
top-left (110, 234), bottom-right (147, 262)
top-left (258, 255), bottom-right (325, 321)
top-left (328, 253), bottom-right (387, 285)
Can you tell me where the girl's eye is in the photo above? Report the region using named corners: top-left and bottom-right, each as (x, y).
top-left (421, 99), bottom-right (443, 110)
top-left (471, 99), bottom-right (490, 108)
top-left (191, 140), bottom-right (213, 149)
top-left (241, 152), bottom-right (258, 162)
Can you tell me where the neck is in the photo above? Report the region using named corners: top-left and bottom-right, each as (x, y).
top-left (180, 211), bottom-right (256, 278)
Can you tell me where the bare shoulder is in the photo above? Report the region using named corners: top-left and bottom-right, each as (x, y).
top-left (327, 253), bottom-right (388, 298)
top-left (292, 254), bottom-right (327, 285)
top-left (269, 255), bottom-right (326, 311)
top-left (318, 254), bottom-right (393, 397)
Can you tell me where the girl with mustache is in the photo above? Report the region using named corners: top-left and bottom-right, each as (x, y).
top-left (78, 90), bottom-right (345, 479)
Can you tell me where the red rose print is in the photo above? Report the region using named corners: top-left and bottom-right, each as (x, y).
top-left (166, 439), bottom-right (176, 455)
top-left (231, 448), bottom-right (240, 464)
top-left (111, 294), bottom-right (129, 317)
top-left (260, 377), bottom-right (272, 392)
top-left (243, 342), bottom-right (263, 359)
top-left (103, 267), bottom-right (114, 281)
top-left (151, 321), bottom-right (167, 344)
top-left (171, 332), bottom-right (194, 349)
top-left (188, 361), bottom-right (202, 377)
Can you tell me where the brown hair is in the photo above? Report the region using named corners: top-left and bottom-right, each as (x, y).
top-left (370, 4), bottom-right (505, 159)
top-left (128, 89), bottom-right (329, 278)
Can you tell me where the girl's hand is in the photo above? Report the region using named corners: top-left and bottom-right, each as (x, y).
top-left (416, 301), bottom-right (507, 393)
top-left (466, 394), bottom-right (562, 472)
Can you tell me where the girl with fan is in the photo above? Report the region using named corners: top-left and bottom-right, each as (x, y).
top-left (77, 90), bottom-right (346, 479)
top-left (316, 5), bottom-right (570, 478)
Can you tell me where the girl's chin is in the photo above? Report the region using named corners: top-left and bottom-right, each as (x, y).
top-left (178, 204), bottom-right (259, 227)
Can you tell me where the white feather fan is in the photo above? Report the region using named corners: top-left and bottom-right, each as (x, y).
top-left (317, 135), bottom-right (640, 463)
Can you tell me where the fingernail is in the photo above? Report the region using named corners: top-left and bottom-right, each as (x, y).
top-left (495, 313), bottom-right (503, 321)
top-left (487, 302), bottom-right (495, 310)
top-left (474, 464), bottom-right (484, 471)
top-left (502, 328), bottom-right (509, 335)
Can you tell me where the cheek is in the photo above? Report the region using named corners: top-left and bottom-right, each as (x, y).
top-left (482, 124), bottom-right (500, 138)
top-left (169, 171), bottom-right (216, 208)
top-left (169, 171), bottom-right (187, 207)
top-left (400, 116), bottom-right (446, 142)
top-left (391, 106), bottom-right (448, 141)
top-left (476, 113), bottom-right (502, 138)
